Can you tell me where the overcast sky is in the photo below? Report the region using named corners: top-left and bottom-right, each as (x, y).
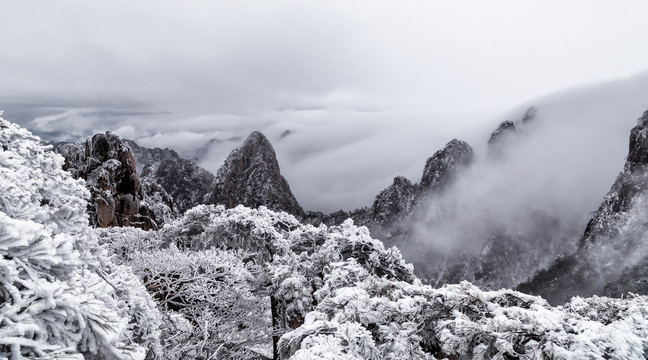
top-left (2, 1), bottom-right (648, 211)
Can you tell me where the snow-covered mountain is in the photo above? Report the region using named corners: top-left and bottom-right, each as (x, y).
top-left (47, 71), bottom-right (648, 304)
top-left (5, 95), bottom-right (648, 358)
top-left (140, 156), bottom-right (215, 214)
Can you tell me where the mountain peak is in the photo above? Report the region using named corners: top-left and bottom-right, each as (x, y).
top-left (208, 131), bottom-right (304, 215)
top-left (53, 131), bottom-right (161, 230)
top-left (627, 110), bottom-right (648, 165)
top-left (420, 139), bottom-right (473, 192)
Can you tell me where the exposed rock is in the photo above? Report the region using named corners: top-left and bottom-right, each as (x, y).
top-left (602, 255), bottom-right (648, 297)
top-left (420, 139), bottom-right (474, 193)
top-left (123, 139), bottom-right (180, 172)
top-left (302, 139), bottom-right (474, 252)
top-left (487, 106), bottom-right (536, 158)
top-left (371, 176), bottom-right (418, 224)
top-left (521, 106), bottom-right (537, 123)
top-left (54, 132), bottom-right (163, 230)
top-left (208, 131), bottom-right (304, 216)
top-left (487, 120), bottom-right (516, 146)
top-left (141, 157), bottom-right (215, 214)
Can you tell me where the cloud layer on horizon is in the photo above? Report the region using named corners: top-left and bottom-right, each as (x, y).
top-left (2, 1), bottom-right (648, 211)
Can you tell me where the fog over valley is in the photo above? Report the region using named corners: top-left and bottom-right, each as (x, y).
top-left (3, 1), bottom-right (648, 213)
top-left (5, 2), bottom-right (648, 359)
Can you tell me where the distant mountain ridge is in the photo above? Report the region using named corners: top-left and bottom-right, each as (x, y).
top-left (48, 99), bottom-right (648, 304)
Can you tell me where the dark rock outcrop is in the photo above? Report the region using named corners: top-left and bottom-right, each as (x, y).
top-left (519, 109), bottom-right (648, 303)
top-left (420, 139), bottom-right (474, 193)
top-left (208, 131), bottom-right (304, 216)
top-left (488, 120), bottom-right (516, 146)
top-left (54, 132), bottom-right (161, 230)
top-left (371, 176), bottom-right (418, 225)
top-left (123, 139), bottom-right (180, 172)
top-left (141, 158), bottom-right (215, 214)
top-left (487, 106), bottom-right (536, 158)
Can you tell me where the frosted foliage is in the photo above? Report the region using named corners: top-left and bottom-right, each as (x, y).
top-left (280, 268), bottom-right (648, 360)
top-left (78, 197), bottom-right (648, 359)
top-left (128, 248), bottom-right (272, 359)
top-left (0, 118), bottom-right (160, 359)
top-left (102, 204), bottom-right (413, 358)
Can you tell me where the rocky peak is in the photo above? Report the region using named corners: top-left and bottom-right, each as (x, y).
top-left (487, 106), bottom-right (536, 154)
top-left (86, 132), bottom-right (140, 197)
top-left (123, 139), bottom-right (180, 172)
top-left (54, 132), bottom-right (159, 230)
top-left (141, 157), bottom-right (215, 214)
top-left (420, 139), bottom-right (474, 192)
top-left (519, 109), bottom-right (648, 303)
top-left (626, 110), bottom-right (648, 166)
top-left (208, 131), bottom-right (304, 216)
top-left (488, 120), bottom-right (516, 146)
top-left (371, 176), bottom-right (418, 224)
top-left (582, 109), bottom-right (648, 242)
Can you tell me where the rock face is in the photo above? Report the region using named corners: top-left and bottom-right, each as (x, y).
top-left (519, 109), bottom-right (648, 304)
top-left (123, 139), bottom-right (180, 172)
top-left (141, 157), bottom-right (215, 214)
top-left (54, 132), bottom-right (160, 230)
top-left (371, 176), bottom-right (418, 225)
top-left (488, 120), bottom-right (516, 146)
top-left (487, 106), bottom-right (535, 158)
top-left (304, 138), bottom-right (475, 250)
top-left (208, 131), bottom-right (304, 216)
top-left (420, 139), bottom-right (474, 193)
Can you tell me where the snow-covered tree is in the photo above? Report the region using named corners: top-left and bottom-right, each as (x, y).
top-left (90, 170), bottom-right (648, 360)
top-left (279, 265), bottom-right (648, 359)
top-left (0, 116), bottom-right (160, 359)
top-left (129, 248), bottom-right (271, 359)
top-left (111, 204), bottom-right (413, 359)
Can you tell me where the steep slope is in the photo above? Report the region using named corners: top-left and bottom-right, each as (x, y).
top-left (141, 157), bottom-right (215, 214)
top-left (397, 106), bottom-right (584, 291)
top-left (123, 138), bottom-right (180, 172)
top-left (208, 131), bottom-right (304, 216)
top-left (302, 138), bottom-right (475, 246)
top-left (122, 138), bottom-right (217, 215)
top-left (419, 139), bottom-right (474, 193)
top-left (367, 139), bottom-right (474, 244)
top-left (519, 109), bottom-right (648, 304)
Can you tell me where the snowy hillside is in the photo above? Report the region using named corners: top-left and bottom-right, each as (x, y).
top-left (0, 116), bottom-right (160, 358)
top-left (4, 116), bottom-right (648, 359)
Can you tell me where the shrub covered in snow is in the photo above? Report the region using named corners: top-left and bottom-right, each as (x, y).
top-left (129, 248), bottom-right (271, 359)
top-left (98, 204), bottom-right (414, 359)
top-left (98, 201), bottom-right (648, 359)
top-left (0, 117), bottom-right (160, 359)
top-left (279, 268), bottom-right (648, 360)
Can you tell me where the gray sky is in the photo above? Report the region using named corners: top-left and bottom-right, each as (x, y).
top-left (2, 1), bottom-right (648, 211)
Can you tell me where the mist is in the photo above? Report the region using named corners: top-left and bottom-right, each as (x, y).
top-left (3, 1), bottom-right (648, 214)
top-left (408, 72), bottom-right (648, 258)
